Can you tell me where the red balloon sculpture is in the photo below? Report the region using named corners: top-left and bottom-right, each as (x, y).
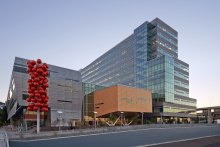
top-left (26, 59), bottom-right (49, 112)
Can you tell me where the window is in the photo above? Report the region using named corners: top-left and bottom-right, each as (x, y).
top-left (13, 66), bottom-right (27, 74)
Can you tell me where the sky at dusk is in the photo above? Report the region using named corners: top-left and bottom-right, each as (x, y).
top-left (0, 0), bottom-right (220, 108)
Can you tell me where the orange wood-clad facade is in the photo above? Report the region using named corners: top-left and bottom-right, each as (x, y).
top-left (94, 85), bottom-right (152, 117)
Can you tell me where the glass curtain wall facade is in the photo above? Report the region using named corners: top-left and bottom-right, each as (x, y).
top-left (81, 35), bottom-right (135, 87)
top-left (81, 18), bottom-right (196, 116)
top-left (82, 83), bottom-right (105, 122)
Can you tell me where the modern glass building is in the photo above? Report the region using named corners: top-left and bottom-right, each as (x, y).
top-left (81, 18), bottom-right (196, 118)
top-left (82, 82), bottom-right (105, 122)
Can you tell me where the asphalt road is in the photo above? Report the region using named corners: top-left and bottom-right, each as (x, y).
top-left (10, 125), bottom-right (220, 147)
top-left (151, 135), bottom-right (220, 147)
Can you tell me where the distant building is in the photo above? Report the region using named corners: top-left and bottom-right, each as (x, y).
top-left (81, 18), bottom-right (197, 119)
top-left (6, 57), bottom-right (83, 127)
top-left (197, 106), bottom-right (220, 124)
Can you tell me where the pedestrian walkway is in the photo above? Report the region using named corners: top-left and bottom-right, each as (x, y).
top-left (0, 131), bottom-right (9, 147)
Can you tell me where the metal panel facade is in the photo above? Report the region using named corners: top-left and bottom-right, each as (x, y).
top-left (7, 57), bottom-right (83, 126)
top-left (94, 85), bottom-right (152, 117)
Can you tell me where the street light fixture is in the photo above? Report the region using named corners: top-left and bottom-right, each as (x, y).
top-left (94, 111), bottom-right (97, 128)
top-left (121, 112), bottom-right (124, 126)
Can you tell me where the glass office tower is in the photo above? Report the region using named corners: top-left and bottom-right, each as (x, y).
top-left (81, 18), bottom-right (196, 118)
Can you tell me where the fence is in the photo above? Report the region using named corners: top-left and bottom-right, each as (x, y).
top-left (8, 123), bottom-right (219, 140)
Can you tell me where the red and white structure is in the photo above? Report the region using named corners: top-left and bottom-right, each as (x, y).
top-left (26, 59), bottom-right (49, 133)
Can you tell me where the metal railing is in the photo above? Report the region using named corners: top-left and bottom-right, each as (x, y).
top-left (8, 123), bottom-right (219, 140)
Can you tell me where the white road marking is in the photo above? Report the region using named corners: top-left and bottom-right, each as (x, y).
top-left (134, 134), bottom-right (220, 147)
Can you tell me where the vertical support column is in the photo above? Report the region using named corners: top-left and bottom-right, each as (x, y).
top-left (94, 111), bottom-right (97, 128)
top-left (94, 113), bottom-right (96, 128)
top-left (208, 109), bottom-right (212, 124)
top-left (37, 109), bottom-right (40, 133)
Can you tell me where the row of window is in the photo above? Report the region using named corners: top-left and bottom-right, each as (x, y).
top-left (174, 80), bottom-right (189, 89)
top-left (174, 89), bottom-right (189, 97)
top-left (157, 31), bottom-right (178, 46)
top-left (157, 24), bottom-right (178, 39)
top-left (174, 71), bottom-right (189, 80)
top-left (174, 61), bottom-right (189, 72)
top-left (174, 98), bottom-right (196, 107)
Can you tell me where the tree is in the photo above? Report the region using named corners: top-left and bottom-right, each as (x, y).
top-left (0, 106), bottom-right (9, 127)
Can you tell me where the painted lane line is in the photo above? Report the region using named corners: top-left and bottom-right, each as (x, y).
top-left (134, 134), bottom-right (220, 147)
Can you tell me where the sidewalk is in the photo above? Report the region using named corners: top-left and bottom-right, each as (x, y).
top-left (8, 124), bottom-right (219, 140)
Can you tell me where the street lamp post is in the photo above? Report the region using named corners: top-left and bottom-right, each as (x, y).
top-left (57, 111), bottom-right (63, 131)
top-left (121, 112), bottom-right (124, 126)
top-left (94, 111), bottom-right (97, 128)
top-left (141, 112), bottom-right (144, 125)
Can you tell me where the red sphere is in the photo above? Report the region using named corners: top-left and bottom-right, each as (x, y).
top-left (27, 60), bottom-right (31, 65)
top-left (43, 83), bottom-right (48, 88)
top-left (34, 72), bottom-right (38, 76)
top-left (29, 103), bottom-right (35, 107)
top-left (35, 103), bottom-right (42, 107)
top-left (32, 68), bottom-right (36, 72)
top-left (39, 76), bottom-right (44, 80)
top-left (43, 79), bottom-right (48, 83)
top-left (41, 107), bottom-right (48, 112)
top-left (35, 93), bottom-right (40, 97)
top-left (31, 60), bottom-right (36, 66)
top-left (28, 64), bottom-right (33, 69)
top-left (31, 75), bottom-right (35, 79)
top-left (26, 98), bottom-right (31, 102)
top-left (29, 93), bottom-right (34, 97)
top-left (37, 98), bottom-right (43, 102)
top-left (39, 87), bottom-right (43, 90)
top-left (39, 80), bottom-right (43, 85)
top-left (44, 63), bottom-right (48, 68)
top-left (41, 95), bottom-right (46, 99)
top-left (37, 59), bottom-right (42, 64)
top-left (33, 106), bottom-right (38, 111)
top-left (31, 98), bottom-right (37, 103)
top-left (43, 103), bottom-right (48, 107)
top-left (28, 89), bottom-right (32, 93)
top-left (27, 106), bottom-right (33, 111)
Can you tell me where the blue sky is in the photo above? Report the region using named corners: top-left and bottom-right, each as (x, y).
top-left (0, 0), bottom-right (220, 107)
